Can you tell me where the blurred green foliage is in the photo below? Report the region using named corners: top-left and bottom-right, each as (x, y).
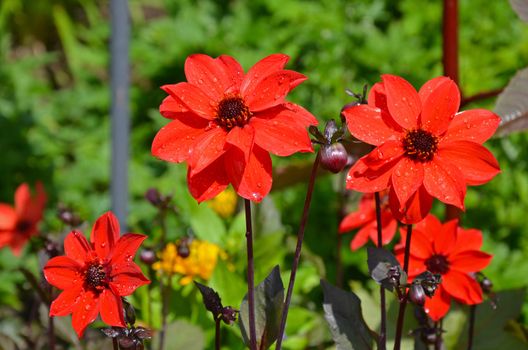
top-left (1, 0), bottom-right (528, 348)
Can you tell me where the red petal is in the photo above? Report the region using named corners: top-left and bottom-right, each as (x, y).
top-left (424, 285), bottom-right (451, 321)
top-left (241, 54), bottom-right (289, 95)
top-left (218, 55), bottom-right (245, 88)
top-left (110, 233), bottom-right (147, 266)
top-left (244, 70), bottom-right (306, 112)
top-left (442, 270), bottom-right (483, 304)
top-left (419, 78), bottom-right (460, 134)
top-left (188, 127), bottom-right (228, 176)
top-left (99, 289), bottom-right (125, 327)
top-left (225, 125), bottom-right (255, 163)
top-left (452, 228), bottom-right (483, 254)
top-left (367, 82), bottom-right (404, 133)
top-left (389, 185), bottom-right (433, 224)
top-left (350, 226), bottom-right (371, 251)
top-left (450, 251), bottom-right (492, 273)
top-left (184, 54), bottom-right (231, 100)
top-left (423, 158), bottom-right (466, 209)
top-left (159, 95), bottom-right (189, 119)
top-left (362, 141), bottom-right (404, 171)
top-left (44, 256), bottom-right (82, 290)
top-left (418, 76), bottom-right (451, 103)
top-left (282, 102), bottom-right (318, 127)
top-left (438, 141), bottom-right (500, 185)
top-left (90, 212), bottom-right (120, 260)
top-left (346, 156), bottom-right (398, 193)
top-left (432, 219), bottom-right (458, 255)
top-left (162, 83), bottom-right (216, 120)
top-left (414, 214), bottom-right (442, 236)
top-left (224, 144), bottom-right (272, 202)
top-left (343, 104), bottom-right (401, 146)
top-left (402, 229), bottom-right (434, 260)
top-left (0, 204), bottom-right (16, 231)
top-left (381, 75), bottom-right (421, 130)
top-left (441, 109), bottom-right (500, 144)
top-left (14, 183), bottom-right (31, 217)
top-left (110, 262), bottom-right (150, 295)
top-left (151, 117), bottom-right (209, 163)
top-left (50, 285), bottom-right (83, 317)
top-left (390, 157), bottom-right (424, 207)
top-left (72, 289), bottom-right (100, 338)
top-left (64, 231), bottom-right (91, 265)
top-left (187, 158), bottom-right (229, 202)
top-left (339, 211), bottom-right (374, 233)
top-left (251, 110), bottom-right (313, 156)
top-left (20, 182), bottom-right (46, 223)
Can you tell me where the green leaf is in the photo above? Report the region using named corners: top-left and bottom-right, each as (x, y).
top-left (188, 199), bottom-right (226, 244)
top-left (495, 67), bottom-right (528, 137)
top-left (239, 266), bottom-right (284, 350)
top-left (164, 320), bottom-right (205, 350)
top-left (321, 279), bottom-right (374, 350)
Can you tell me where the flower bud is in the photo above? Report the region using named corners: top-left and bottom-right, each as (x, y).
top-left (321, 143), bottom-right (348, 173)
top-left (480, 277), bottom-right (493, 294)
top-left (409, 283), bottom-right (426, 306)
top-left (139, 248), bottom-right (156, 265)
top-left (221, 306), bottom-right (238, 325)
top-left (145, 188), bottom-right (162, 206)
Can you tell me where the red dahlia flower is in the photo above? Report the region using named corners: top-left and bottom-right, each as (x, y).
top-left (44, 212), bottom-right (150, 338)
top-left (152, 53), bottom-right (317, 202)
top-left (339, 192), bottom-right (397, 250)
top-left (0, 182), bottom-right (46, 255)
top-left (395, 214), bottom-right (492, 321)
top-left (342, 75), bottom-right (500, 223)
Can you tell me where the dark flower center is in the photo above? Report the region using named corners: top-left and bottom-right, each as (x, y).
top-left (16, 220), bottom-right (33, 233)
top-left (425, 254), bottom-right (449, 275)
top-left (402, 129), bottom-right (438, 162)
top-left (216, 96), bottom-right (251, 130)
top-left (85, 262), bottom-right (108, 290)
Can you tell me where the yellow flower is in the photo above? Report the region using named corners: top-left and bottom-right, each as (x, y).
top-left (207, 187), bottom-right (237, 218)
top-left (153, 239), bottom-right (223, 285)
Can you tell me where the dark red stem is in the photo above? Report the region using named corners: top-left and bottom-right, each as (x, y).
top-left (393, 224), bottom-right (413, 350)
top-left (215, 318), bottom-right (221, 350)
top-left (113, 338), bottom-right (119, 350)
top-left (461, 89), bottom-right (503, 107)
top-left (374, 192), bottom-right (387, 350)
top-left (275, 151), bottom-right (321, 350)
top-left (244, 199), bottom-right (257, 350)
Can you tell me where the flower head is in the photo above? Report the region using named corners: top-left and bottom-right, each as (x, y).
top-left (0, 182), bottom-right (46, 255)
top-left (207, 187), bottom-right (238, 218)
top-left (343, 75), bottom-right (500, 223)
top-left (43, 212), bottom-right (150, 338)
top-left (339, 192), bottom-right (397, 250)
top-left (153, 239), bottom-right (223, 285)
top-left (152, 53), bottom-right (318, 203)
top-left (395, 214), bottom-right (492, 320)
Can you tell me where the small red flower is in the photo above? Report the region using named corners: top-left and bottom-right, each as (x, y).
top-left (342, 75), bottom-right (500, 223)
top-left (44, 212), bottom-right (150, 338)
top-left (339, 192), bottom-right (397, 250)
top-left (395, 214), bottom-right (492, 321)
top-left (0, 182), bottom-right (46, 255)
top-left (152, 53), bottom-right (318, 203)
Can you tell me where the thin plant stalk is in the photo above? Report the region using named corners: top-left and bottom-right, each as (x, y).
top-left (215, 318), bottom-right (221, 350)
top-left (158, 274), bottom-right (173, 350)
top-left (393, 224), bottom-right (413, 350)
top-left (113, 338), bottom-right (119, 350)
top-left (244, 199), bottom-right (257, 350)
top-left (467, 305), bottom-right (477, 350)
top-left (434, 320), bottom-right (443, 350)
top-left (275, 151), bottom-right (321, 350)
top-left (374, 192), bottom-right (386, 350)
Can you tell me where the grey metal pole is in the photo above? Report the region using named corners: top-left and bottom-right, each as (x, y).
top-left (110, 0), bottom-right (130, 230)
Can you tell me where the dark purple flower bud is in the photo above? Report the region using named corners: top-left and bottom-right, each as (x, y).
top-left (123, 298), bottom-right (136, 326)
top-left (57, 205), bottom-right (82, 227)
top-left (221, 306), bottom-right (238, 325)
top-left (321, 143), bottom-right (348, 173)
top-left (480, 277), bottom-right (493, 294)
top-left (139, 248), bottom-right (156, 265)
top-left (409, 283), bottom-right (426, 306)
top-left (145, 188), bottom-right (162, 206)
top-left (177, 238), bottom-right (191, 258)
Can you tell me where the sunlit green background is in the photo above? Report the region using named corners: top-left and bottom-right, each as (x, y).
top-left (1, 0), bottom-right (528, 349)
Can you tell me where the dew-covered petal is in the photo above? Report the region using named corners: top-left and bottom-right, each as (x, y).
top-left (218, 55), bottom-right (245, 88)
top-left (346, 156), bottom-right (400, 193)
top-left (381, 74), bottom-right (421, 130)
top-left (71, 289), bottom-right (101, 338)
top-left (151, 116), bottom-right (209, 163)
top-left (424, 285), bottom-right (451, 321)
top-left (441, 109), bottom-right (500, 144)
top-left (44, 256), bottom-right (83, 290)
top-left (442, 270), bottom-right (483, 305)
top-left (390, 157), bottom-right (424, 207)
top-left (225, 124), bottom-right (255, 163)
top-left (343, 104), bottom-right (401, 146)
top-left (50, 285), bottom-right (83, 317)
top-left (162, 83), bottom-right (217, 120)
top-left (420, 78), bottom-right (460, 135)
top-left (110, 233), bottom-right (147, 266)
top-left (423, 157), bottom-right (466, 209)
top-left (159, 95), bottom-right (189, 119)
top-left (188, 127), bottom-right (228, 176)
top-left (64, 231), bottom-right (91, 265)
top-left (389, 185), bottom-right (433, 225)
top-left (438, 141), bottom-right (500, 185)
top-left (110, 262), bottom-right (150, 296)
top-left (187, 158), bottom-right (229, 203)
top-left (240, 54), bottom-right (289, 95)
top-left (90, 212), bottom-right (121, 260)
top-left (99, 289), bottom-right (126, 327)
top-left (184, 54), bottom-right (232, 100)
top-left (224, 144), bottom-right (272, 202)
